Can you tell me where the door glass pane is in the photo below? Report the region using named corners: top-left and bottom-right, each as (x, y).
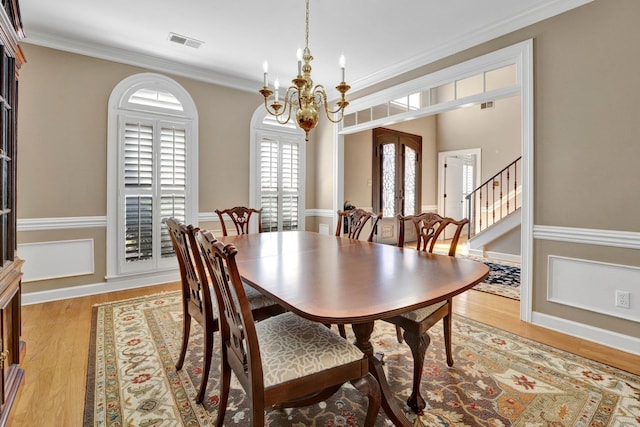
top-left (404, 147), bottom-right (416, 216)
top-left (382, 144), bottom-right (396, 217)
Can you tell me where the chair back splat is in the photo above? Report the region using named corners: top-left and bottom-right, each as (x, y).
top-left (398, 212), bottom-right (469, 256)
top-left (215, 206), bottom-right (262, 236)
top-left (197, 230), bottom-right (381, 427)
top-left (335, 208), bottom-right (381, 242)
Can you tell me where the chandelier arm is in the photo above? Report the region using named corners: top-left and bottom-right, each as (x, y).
top-left (273, 100), bottom-right (294, 125)
top-left (313, 86), bottom-right (347, 123)
top-left (263, 96), bottom-right (294, 125)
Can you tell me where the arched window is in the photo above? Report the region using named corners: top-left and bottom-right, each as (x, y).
top-left (107, 73), bottom-right (198, 280)
top-left (250, 107), bottom-right (305, 232)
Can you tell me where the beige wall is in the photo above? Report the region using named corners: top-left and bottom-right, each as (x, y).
top-left (437, 96), bottom-right (521, 181)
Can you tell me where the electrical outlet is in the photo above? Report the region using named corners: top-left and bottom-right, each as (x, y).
top-left (615, 290), bottom-right (630, 309)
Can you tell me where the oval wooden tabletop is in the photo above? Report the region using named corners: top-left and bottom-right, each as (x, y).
top-left (220, 231), bottom-right (490, 324)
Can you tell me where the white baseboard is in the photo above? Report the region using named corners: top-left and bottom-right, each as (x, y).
top-left (531, 311), bottom-right (640, 356)
top-left (468, 248), bottom-right (521, 263)
top-left (22, 269), bottom-right (180, 305)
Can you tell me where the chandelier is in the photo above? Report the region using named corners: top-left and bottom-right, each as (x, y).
top-left (259, 0), bottom-right (350, 142)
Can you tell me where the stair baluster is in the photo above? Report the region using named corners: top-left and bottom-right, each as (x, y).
top-left (465, 156), bottom-right (522, 237)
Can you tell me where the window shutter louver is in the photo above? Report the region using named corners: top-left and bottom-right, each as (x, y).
top-left (260, 138), bottom-right (279, 232)
top-left (125, 195), bottom-right (153, 261)
top-left (281, 141), bottom-right (299, 230)
top-left (124, 123), bottom-right (153, 187)
top-left (159, 126), bottom-right (187, 257)
top-left (124, 122), bottom-right (154, 262)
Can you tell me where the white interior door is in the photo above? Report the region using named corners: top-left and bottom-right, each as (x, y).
top-left (444, 156), bottom-right (464, 220)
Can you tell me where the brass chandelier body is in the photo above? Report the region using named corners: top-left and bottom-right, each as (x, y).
top-left (259, 0), bottom-right (350, 141)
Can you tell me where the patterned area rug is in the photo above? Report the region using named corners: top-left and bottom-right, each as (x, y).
top-left (85, 291), bottom-right (640, 426)
top-left (469, 258), bottom-right (521, 300)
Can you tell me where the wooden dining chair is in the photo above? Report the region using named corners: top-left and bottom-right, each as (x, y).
top-left (334, 208), bottom-right (381, 338)
top-left (197, 230), bottom-right (381, 427)
top-left (215, 206), bottom-right (262, 236)
top-left (382, 212), bottom-right (469, 413)
top-left (335, 208), bottom-right (380, 242)
top-left (165, 218), bottom-right (284, 404)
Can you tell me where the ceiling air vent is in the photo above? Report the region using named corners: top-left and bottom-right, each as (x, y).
top-left (168, 32), bottom-right (204, 49)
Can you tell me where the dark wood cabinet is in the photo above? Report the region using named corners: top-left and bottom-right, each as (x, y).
top-left (0, 0), bottom-right (24, 425)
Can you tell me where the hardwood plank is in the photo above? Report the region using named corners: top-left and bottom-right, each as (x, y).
top-left (6, 282), bottom-right (639, 426)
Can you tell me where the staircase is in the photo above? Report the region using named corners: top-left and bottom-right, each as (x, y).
top-left (466, 157), bottom-right (522, 256)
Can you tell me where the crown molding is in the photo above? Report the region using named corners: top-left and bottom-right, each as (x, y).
top-left (22, 31), bottom-right (258, 94)
top-left (350, 0), bottom-right (593, 92)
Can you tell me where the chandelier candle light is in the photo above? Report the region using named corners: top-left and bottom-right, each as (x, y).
top-left (259, 0), bottom-right (350, 142)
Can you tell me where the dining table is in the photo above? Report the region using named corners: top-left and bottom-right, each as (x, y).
top-left (219, 230), bottom-right (489, 426)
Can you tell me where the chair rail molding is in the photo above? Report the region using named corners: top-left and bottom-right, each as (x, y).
top-left (533, 225), bottom-right (640, 250)
top-left (17, 216), bottom-right (108, 231)
top-left (18, 210), bottom-right (339, 232)
top-left (304, 209), bottom-right (334, 218)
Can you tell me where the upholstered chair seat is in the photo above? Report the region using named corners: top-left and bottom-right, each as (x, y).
top-left (256, 312), bottom-right (367, 388)
top-left (398, 300), bottom-right (447, 322)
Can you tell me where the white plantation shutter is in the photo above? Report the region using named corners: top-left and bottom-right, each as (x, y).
top-left (120, 117), bottom-right (189, 270)
top-left (259, 135), bottom-right (301, 232)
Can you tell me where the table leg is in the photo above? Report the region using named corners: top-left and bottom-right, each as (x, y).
top-left (352, 323), bottom-right (412, 427)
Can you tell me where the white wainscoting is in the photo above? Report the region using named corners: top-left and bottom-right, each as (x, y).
top-left (318, 224), bottom-right (330, 235)
top-left (547, 255), bottom-right (640, 322)
top-left (17, 239), bottom-right (95, 282)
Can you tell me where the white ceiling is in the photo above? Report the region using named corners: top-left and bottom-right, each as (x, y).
top-left (19, 0), bottom-right (591, 95)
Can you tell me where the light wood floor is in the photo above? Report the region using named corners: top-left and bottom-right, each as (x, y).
top-left (7, 283), bottom-right (640, 426)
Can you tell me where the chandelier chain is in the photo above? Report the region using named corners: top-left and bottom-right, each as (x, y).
top-left (305, 0), bottom-right (310, 49)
